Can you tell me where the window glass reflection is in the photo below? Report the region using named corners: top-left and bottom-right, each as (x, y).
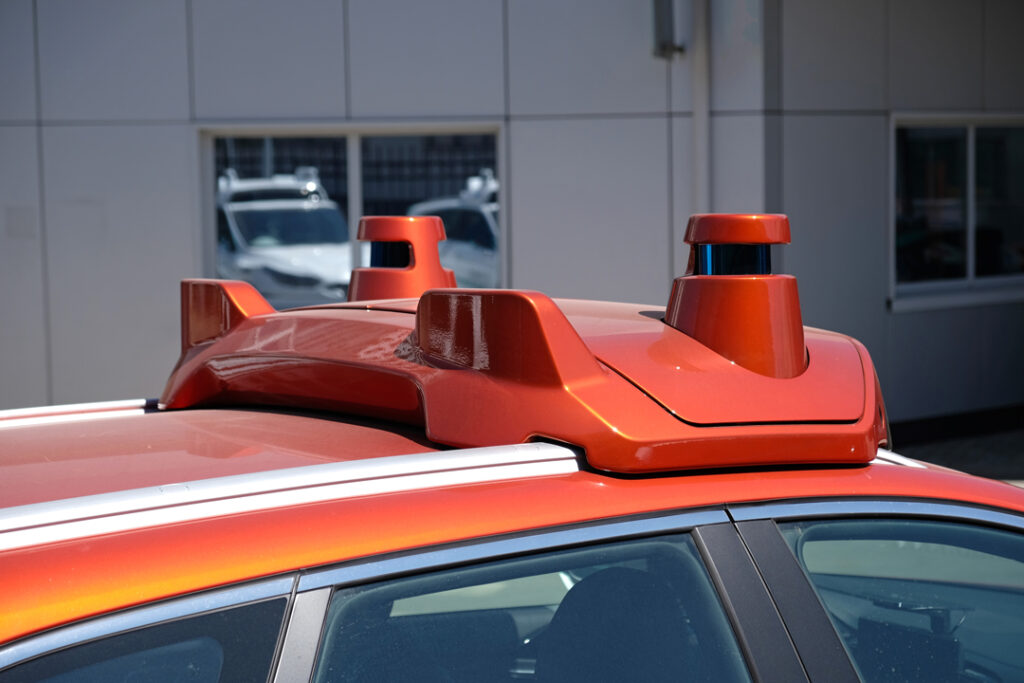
top-left (362, 135), bottom-right (500, 288)
top-left (313, 535), bottom-right (751, 683)
top-left (214, 137), bottom-right (353, 309)
top-left (212, 134), bottom-right (500, 307)
top-left (780, 519), bottom-right (1024, 683)
top-left (895, 127), bottom-right (968, 282)
top-left (976, 128), bottom-right (1024, 277)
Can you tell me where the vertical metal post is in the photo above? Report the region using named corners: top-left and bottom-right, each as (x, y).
top-left (262, 137), bottom-right (274, 177)
top-left (692, 0), bottom-right (710, 215)
top-left (966, 125), bottom-right (976, 282)
top-left (347, 135), bottom-right (363, 268)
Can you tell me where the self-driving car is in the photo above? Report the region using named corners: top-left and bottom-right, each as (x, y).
top-left (2, 214), bottom-right (1023, 683)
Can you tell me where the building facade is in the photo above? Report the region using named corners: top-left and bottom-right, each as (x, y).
top-left (1, 0), bottom-right (1022, 422)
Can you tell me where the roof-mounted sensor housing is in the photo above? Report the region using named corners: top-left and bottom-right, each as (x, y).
top-left (666, 214), bottom-right (804, 379)
top-left (348, 216), bottom-right (456, 302)
top-left (160, 213), bottom-right (888, 473)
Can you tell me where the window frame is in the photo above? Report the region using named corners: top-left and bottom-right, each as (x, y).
top-left (198, 122), bottom-right (507, 292)
top-left (889, 114), bottom-right (1024, 312)
top-left (0, 576), bottom-right (294, 674)
top-left (733, 498), bottom-right (1024, 682)
top-left (279, 507), bottom-right (809, 683)
top-left (14, 500), bottom-right (1016, 681)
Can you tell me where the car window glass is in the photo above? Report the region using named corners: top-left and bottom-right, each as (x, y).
top-left (779, 519), bottom-right (1024, 683)
top-left (232, 206), bottom-right (348, 247)
top-left (437, 209), bottom-right (495, 251)
top-left (460, 209), bottom-right (495, 250)
top-left (313, 534), bottom-right (751, 683)
top-left (217, 209), bottom-right (235, 252)
top-left (433, 210), bottom-right (462, 242)
top-left (0, 598), bottom-right (286, 683)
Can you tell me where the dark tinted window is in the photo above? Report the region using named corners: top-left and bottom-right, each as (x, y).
top-left (1, 599), bottom-right (286, 683)
top-left (229, 189), bottom-right (322, 202)
top-left (895, 127), bottom-right (968, 282)
top-left (217, 208), bottom-right (235, 252)
top-left (441, 209), bottom-right (495, 250)
top-left (233, 206), bottom-right (348, 246)
top-left (313, 535), bottom-right (750, 683)
top-left (780, 519), bottom-right (1024, 683)
top-left (976, 127), bottom-right (1024, 277)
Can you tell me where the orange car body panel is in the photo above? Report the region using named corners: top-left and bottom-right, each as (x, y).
top-left (159, 286), bottom-right (886, 472)
top-left (684, 213), bottom-right (791, 244)
top-left (348, 216), bottom-right (457, 301)
top-left (3, 455), bottom-right (1024, 644)
top-left (3, 213), bottom-right (1016, 661)
top-left (1, 410), bottom-right (441, 508)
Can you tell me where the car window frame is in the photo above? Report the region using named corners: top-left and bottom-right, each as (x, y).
top-left (275, 507), bottom-right (808, 683)
top-left (731, 498), bottom-right (1024, 683)
top-left (0, 576), bottom-right (294, 675)
top-left (13, 501), bottom-right (1004, 682)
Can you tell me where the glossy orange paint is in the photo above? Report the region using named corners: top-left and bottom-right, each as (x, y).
top-left (348, 216), bottom-right (457, 301)
top-left (560, 300), bottom-right (864, 424)
top-left (180, 279), bottom-right (275, 351)
top-left (684, 213), bottom-right (791, 244)
top-left (161, 285), bottom-right (885, 472)
top-left (668, 214), bottom-right (805, 378)
top-left (666, 275), bottom-right (805, 378)
top-left (0, 409), bottom-right (441, 507)
top-left (3, 461), bottom-right (1024, 644)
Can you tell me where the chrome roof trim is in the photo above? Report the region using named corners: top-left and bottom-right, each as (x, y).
top-left (0, 576), bottom-right (294, 671)
top-left (299, 508), bottom-right (729, 591)
top-left (0, 398), bottom-right (151, 429)
top-left (729, 498), bottom-right (1024, 529)
top-left (871, 448), bottom-right (927, 468)
top-left (0, 443), bottom-right (580, 552)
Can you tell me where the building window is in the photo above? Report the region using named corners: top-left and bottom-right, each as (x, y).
top-left (212, 133), bottom-right (499, 309)
top-left (895, 124), bottom-right (1024, 291)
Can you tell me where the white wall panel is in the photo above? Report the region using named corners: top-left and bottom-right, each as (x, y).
top-left (508, 117), bottom-right (671, 304)
top-left (887, 307), bottom-right (985, 421)
top-left (984, 0), bottom-right (1024, 110)
top-left (669, 54), bottom-right (693, 115)
top-left (0, 0), bottom-right (37, 121)
top-left (192, 0), bottom-right (346, 119)
top-left (979, 302), bottom-right (1024, 408)
top-left (348, 0), bottom-right (503, 117)
top-left (37, 0), bottom-right (189, 121)
top-left (710, 0), bottom-right (764, 112)
top-left (781, 0), bottom-right (886, 111)
top-left (42, 126), bottom-right (199, 403)
top-left (669, 1), bottom-right (694, 114)
top-left (710, 115), bottom-right (765, 212)
top-left (0, 128), bottom-right (48, 409)
top-left (508, 0), bottom-right (668, 116)
top-left (780, 115), bottom-right (889, 394)
top-left (888, 0), bottom-right (983, 111)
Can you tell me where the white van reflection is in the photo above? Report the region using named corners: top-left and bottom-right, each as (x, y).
top-left (216, 167), bottom-right (367, 308)
top-left (407, 169), bottom-right (500, 288)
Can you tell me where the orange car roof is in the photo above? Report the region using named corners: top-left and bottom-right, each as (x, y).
top-left (0, 406), bottom-right (442, 508)
top-left (3, 454), bottom-right (1023, 645)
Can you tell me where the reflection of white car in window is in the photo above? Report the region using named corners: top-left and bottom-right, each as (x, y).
top-left (408, 169), bottom-right (499, 288)
top-left (217, 168), bottom-right (367, 308)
